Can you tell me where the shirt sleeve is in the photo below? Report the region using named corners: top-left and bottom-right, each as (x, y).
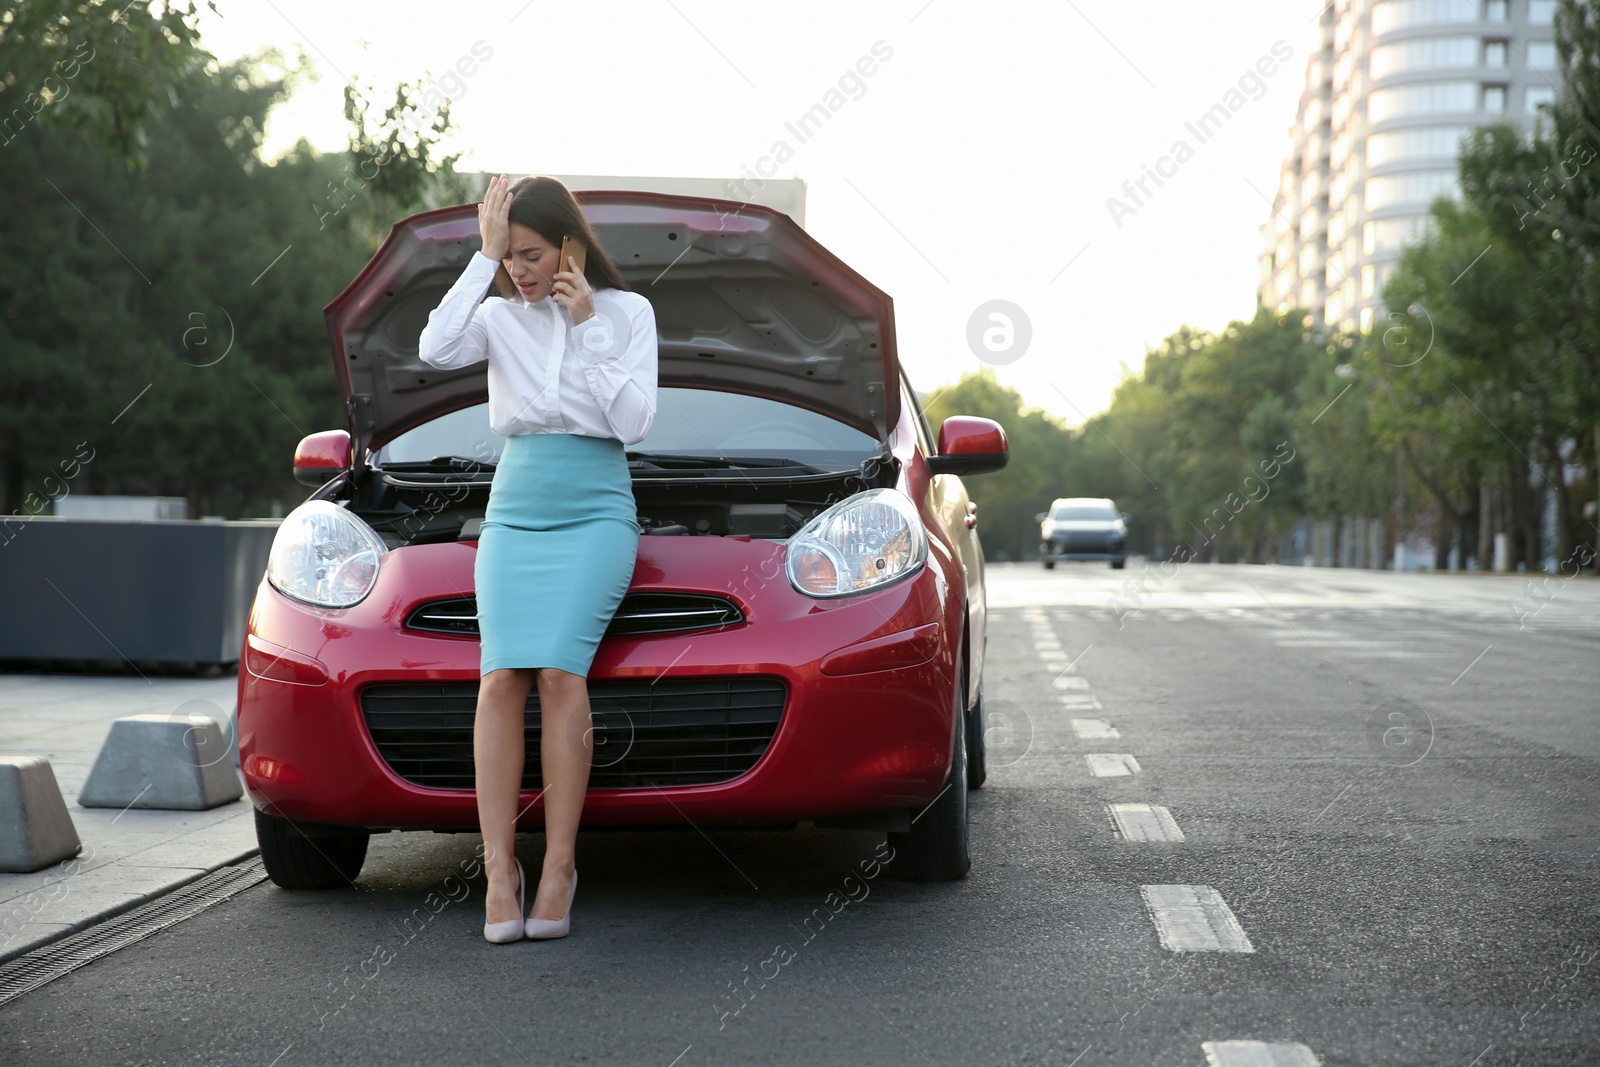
top-left (418, 251), bottom-right (498, 369)
top-left (569, 294), bottom-right (658, 447)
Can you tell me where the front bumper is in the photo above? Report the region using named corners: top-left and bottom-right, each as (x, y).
top-left (1042, 533), bottom-right (1125, 562)
top-left (238, 533), bottom-right (960, 832)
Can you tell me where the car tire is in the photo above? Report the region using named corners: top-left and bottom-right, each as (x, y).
top-left (887, 656), bottom-right (971, 881)
top-left (1042, 552), bottom-right (1055, 570)
top-left (1110, 558), bottom-right (1126, 570)
top-left (255, 808), bottom-right (369, 890)
top-left (966, 685), bottom-right (987, 790)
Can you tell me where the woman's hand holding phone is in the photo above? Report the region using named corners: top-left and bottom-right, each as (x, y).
top-left (479, 174), bottom-right (511, 261)
top-left (552, 241), bottom-right (594, 325)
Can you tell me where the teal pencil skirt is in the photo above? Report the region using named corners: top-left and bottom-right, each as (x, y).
top-left (475, 432), bottom-right (641, 677)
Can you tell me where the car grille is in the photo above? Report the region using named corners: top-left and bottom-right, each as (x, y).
top-left (404, 592), bottom-right (743, 639)
top-left (360, 677), bottom-right (785, 790)
top-left (1053, 531), bottom-right (1122, 553)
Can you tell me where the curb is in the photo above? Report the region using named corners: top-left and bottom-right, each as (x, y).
top-left (0, 845), bottom-right (261, 968)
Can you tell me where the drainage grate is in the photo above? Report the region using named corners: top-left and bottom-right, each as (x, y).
top-left (0, 857), bottom-right (267, 1007)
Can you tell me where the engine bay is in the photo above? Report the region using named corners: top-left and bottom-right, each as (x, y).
top-left (341, 454), bottom-right (899, 550)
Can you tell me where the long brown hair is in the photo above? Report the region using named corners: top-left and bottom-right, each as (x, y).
top-left (490, 175), bottom-right (630, 299)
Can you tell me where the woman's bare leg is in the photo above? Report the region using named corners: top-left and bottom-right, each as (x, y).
top-left (529, 666), bottom-right (591, 919)
top-left (475, 666), bottom-right (535, 925)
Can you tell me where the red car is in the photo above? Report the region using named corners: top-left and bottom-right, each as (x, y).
top-left (237, 191), bottom-right (1008, 888)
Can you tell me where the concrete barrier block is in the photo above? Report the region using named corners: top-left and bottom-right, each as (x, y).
top-left (0, 757), bottom-right (83, 872)
top-left (78, 714), bottom-right (244, 811)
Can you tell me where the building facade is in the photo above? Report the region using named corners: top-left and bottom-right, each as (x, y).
top-left (1259, 0), bottom-right (1562, 332)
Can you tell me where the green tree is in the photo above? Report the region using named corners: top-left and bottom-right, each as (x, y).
top-left (1377, 121), bottom-right (1589, 568)
top-left (924, 368), bottom-right (1074, 562)
top-left (0, 39), bottom-right (460, 518)
top-left (0, 0), bottom-right (215, 167)
top-left (1292, 334), bottom-right (1397, 554)
top-left (1163, 308), bottom-right (1317, 561)
top-left (335, 76), bottom-right (466, 248)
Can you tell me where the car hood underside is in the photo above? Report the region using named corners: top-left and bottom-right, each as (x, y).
top-left (324, 191), bottom-right (902, 457)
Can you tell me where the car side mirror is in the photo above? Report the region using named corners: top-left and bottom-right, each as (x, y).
top-left (927, 416), bottom-right (1009, 476)
top-left (1121, 512), bottom-right (1132, 523)
top-left (294, 429), bottom-right (352, 487)
top-left (1035, 512), bottom-right (1047, 524)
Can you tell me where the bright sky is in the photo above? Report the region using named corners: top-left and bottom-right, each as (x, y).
top-left (195, 0), bottom-right (1325, 426)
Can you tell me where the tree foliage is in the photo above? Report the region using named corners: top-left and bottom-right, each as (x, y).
top-left (924, 370), bottom-right (1072, 561)
top-left (0, 0), bottom-right (215, 168)
top-left (0, 13), bottom-right (459, 519)
top-left (923, 312), bottom-right (1318, 565)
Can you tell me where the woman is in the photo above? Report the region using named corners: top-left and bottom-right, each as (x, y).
top-left (418, 174), bottom-right (658, 943)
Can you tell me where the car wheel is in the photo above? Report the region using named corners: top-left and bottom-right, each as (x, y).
top-left (255, 808), bottom-right (369, 890)
top-left (1042, 549), bottom-right (1055, 570)
top-left (966, 684), bottom-right (987, 790)
top-left (1110, 558), bottom-right (1126, 570)
top-left (887, 656), bottom-right (971, 881)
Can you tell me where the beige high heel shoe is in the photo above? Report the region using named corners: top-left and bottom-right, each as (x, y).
top-left (524, 869), bottom-right (577, 940)
top-left (483, 858), bottom-right (526, 944)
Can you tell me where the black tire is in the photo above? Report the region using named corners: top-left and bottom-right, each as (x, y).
top-left (255, 808), bottom-right (369, 889)
top-left (1042, 555), bottom-right (1055, 570)
top-left (966, 685), bottom-right (987, 789)
top-left (888, 657), bottom-right (971, 881)
top-left (1110, 558), bottom-right (1126, 570)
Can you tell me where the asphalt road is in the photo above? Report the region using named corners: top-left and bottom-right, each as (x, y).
top-left (2, 563), bottom-right (1597, 1066)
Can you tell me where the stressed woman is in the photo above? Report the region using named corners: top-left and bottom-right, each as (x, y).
top-left (418, 174), bottom-right (658, 944)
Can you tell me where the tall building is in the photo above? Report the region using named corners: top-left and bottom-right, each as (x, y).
top-left (1259, 0), bottom-right (1561, 333)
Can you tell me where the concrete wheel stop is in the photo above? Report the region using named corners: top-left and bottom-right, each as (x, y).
top-left (0, 756), bottom-right (83, 873)
top-left (78, 714), bottom-right (244, 811)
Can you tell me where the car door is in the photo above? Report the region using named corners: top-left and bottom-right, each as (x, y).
top-left (903, 375), bottom-right (986, 706)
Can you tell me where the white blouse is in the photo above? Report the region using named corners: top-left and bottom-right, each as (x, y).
top-left (417, 250), bottom-right (658, 446)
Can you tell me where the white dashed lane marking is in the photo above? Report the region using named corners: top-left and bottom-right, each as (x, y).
top-left (1015, 600), bottom-right (1315, 1049)
top-left (1107, 803), bottom-right (1184, 842)
top-left (1201, 1040), bottom-right (1320, 1066)
top-left (1085, 753), bottom-right (1141, 777)
top-left (1141, 885), bottom-right (1255, 952)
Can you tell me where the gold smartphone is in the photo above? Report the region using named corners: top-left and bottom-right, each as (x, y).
top-left (558, 235), bottom-right (588, 279)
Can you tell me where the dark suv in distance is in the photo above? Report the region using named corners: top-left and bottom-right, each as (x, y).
top-left (1036, 497), bottom-right (1128, 569)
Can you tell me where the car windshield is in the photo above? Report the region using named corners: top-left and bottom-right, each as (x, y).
top-left (372, 388), bottom-right (881, 469)
top-left (1052, 504), bottom-right (1118, 521)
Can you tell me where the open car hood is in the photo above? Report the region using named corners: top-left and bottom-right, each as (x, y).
top-left (324, 191), bottom-right (901, 457)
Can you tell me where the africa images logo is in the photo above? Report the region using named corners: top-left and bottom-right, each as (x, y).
top-left (1105, 40), bottom-right (1294, 229)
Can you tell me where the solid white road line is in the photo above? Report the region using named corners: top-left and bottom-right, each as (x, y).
top-left (1201, 1040), bottom-right (1320, 1066)
top-left (1085, 753), bottom-right (1140, 777)
top-left (1107, 803), bottom-right (1184, 842)
top-left (1071, 718), bottom-right (1121, 739)
top-left (1141, 885), bottom-right (1255, 952)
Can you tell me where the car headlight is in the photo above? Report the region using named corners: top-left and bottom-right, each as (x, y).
top-left (786, 488), bottom-right (928, 598)
top-left (267, 500), bottom-right (388, 608)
